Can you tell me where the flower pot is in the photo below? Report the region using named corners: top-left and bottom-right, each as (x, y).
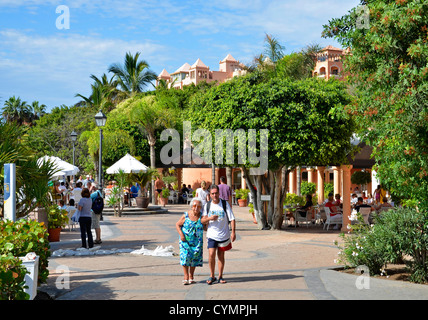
top-left (48, 227), bottom-right (61, 242)
top-left (19, 253), bottom-right (39, 300)
top-left (238, 199), bottom-right (247, 207)
top-left (136, 196), bottom-right (150, 208)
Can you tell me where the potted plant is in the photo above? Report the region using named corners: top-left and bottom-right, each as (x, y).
top-left (236, 189), bottom-right (249, 207)
top-left (351, 170), bottom-right (372, 193)
top-left (17, 157), bottom-right (60, 224)
top-left (106, 186), bottom-right (121, 217)
top-left (132, 168), bottom-right (157, 209)
top-left (47, 205), bottom-right (68, 242)
top-left (160, 188), bottom-right (170, 207)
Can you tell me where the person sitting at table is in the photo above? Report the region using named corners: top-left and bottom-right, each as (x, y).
top-left (180, 184), bottom-right (189, 204)
top-left (351, 193), bottom-right (358, 207)
top-left (355, 197), bottom-right (374, 213)
top-left (374, 197), bottom-right (393, 211)
top-left (333, 193), bottom-right (342, 208)
top-left (325, 193), bottom-right (341, 214)
top-left (325, 193), bottom-right (342, 230)
top-left (290, 194), bottom-right (313, 227)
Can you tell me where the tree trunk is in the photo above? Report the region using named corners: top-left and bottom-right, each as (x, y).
top-left (271, 168), bottom-right (285, 230)
top-left (243, 167), bottom-right (267, 229)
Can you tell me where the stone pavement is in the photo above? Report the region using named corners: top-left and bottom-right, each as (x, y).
top-left (42, 203), bottom-right (428, 302)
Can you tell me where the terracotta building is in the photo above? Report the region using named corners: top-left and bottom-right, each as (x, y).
top-left (156, 54), bottom-right (247, 89)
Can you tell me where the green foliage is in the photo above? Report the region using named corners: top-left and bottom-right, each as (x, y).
top-left (0, 121), bottom-right (61, 218)
top-left (0, 254), bottom-right (29, 300)
top-left (26, 105), bottom-right (96, 166)
top-left (284, 193), bottom-right (305, 206)
top-left (235, 189), bottom-right (250, 200)
top-left (0, 219), bottom-right (51, 286)
top-left (322, 0), bottom-right (428, 210)
top-left (301, 181), bottom-right (317, 196)
top-left (336, 220), bottom-right (387, 276)
top-left (248, 202), bottom-right (254, 214)
top-left (351, 170), bottom-right (372, 186)
top-left (132, 168), bottom-right (158, 193)
top-left (162, 175), bottom-right (177, 186)
top-left (108, 51), bottom-right (157, 95)
top-left (106, 186), bottom-right (121, 216)
top-left (161, 188), bottom-right (170, 198)
top-left (336, 207), bottom-right (428, 283)
top-left (324, 182), bottom-right (334, 198)
top-left (47, 206), bottom-right (69, 229)
top-left (188, 75), bottom-right (355, 171)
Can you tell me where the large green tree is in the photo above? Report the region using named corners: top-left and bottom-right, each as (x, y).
top-left (26, 105), bottom-right (96, 173)
top-left (187, 74), bottom-right (355, 229)
top-left (129, 95), bottom-right (176, 203)
top-left (322, 0), bottom-right (428, 209)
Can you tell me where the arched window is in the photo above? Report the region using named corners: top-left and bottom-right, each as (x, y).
top-left (331, 66), bottom-right (339, 75)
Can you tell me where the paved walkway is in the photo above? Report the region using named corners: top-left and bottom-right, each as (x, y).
top-left (42, 203), bottom-right (428, 301)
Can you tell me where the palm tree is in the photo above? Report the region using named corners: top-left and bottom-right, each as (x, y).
top-left (75, 81), bottom-right (114, 111)
top-left (129, 95), bottom-right (175, 203)
top-left (1, 96), bottom-right (31, 125)
top-left (300, 43), bottom-right (322, 77)
top-left (108, 52), bottom-right (157, 97)
top-left (263, 33), bottom-right (285, 64)
top-left (90, 73), bottom-right (127, 105)
top-left (30, 101), bottom-right (47, 121)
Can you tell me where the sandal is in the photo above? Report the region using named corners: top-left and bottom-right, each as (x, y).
top-left (206, 277), bottom-right (217, 285)
top-left (182, 279), bottom-right (189, 285)
top-left (189, 278), bottom-right (196, 284)
top-left (218, 277), bottom-right (227, 284)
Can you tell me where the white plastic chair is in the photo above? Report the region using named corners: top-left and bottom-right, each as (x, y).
top-left (323, 207), bottom-right (342, 230)
top-left (359, 207), bottom-right (371, 224)
top-left (186, 192), bottom-right (193, 205)
top-left (316, 205), bottom-right (325, 226)
top-left (67, 208), bottom-right (78, 230)
top-left (294, 207), bottom-right (314, 228)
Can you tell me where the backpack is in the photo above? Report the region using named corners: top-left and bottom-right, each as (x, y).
top-left (92, 191), bottom-right (104, 214)
top-left (206, 199), bottom-right (229, 223)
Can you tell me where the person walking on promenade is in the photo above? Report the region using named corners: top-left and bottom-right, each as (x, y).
top-left (195, 180), bottom-right (209, 207)
top-left (202, 184), bottom-right (236, 285)
top-left (176, 199), bottom-right (205, 285)
top-left (77, 188), bottom-right (94, 248)
top-left (154, 176), bottom-right (164, 205)
top-left (218, 176), bottom-right (232, 207)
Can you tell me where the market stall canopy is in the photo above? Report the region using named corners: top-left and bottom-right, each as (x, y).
top-left (106, 153), bottom-right (148, 174)
top-left (37, 156), bottom-right (80, 177)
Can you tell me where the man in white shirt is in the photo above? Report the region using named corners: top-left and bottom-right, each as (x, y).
top-left (202, 185), bottom-right (236, 285)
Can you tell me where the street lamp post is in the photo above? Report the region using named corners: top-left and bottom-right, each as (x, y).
top-left (70, 131), bottom-right (78, 185)
top-left (94, 110), bottom-right (107, 194)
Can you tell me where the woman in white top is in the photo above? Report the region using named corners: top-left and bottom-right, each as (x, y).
top-left (195, 180), bottom-right (209, 207)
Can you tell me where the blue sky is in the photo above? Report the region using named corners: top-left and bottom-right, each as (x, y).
top-left (0, 0), bottom-right (360, 111)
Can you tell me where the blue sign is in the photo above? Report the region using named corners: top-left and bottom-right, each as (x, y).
top-left (4, 163), bottom-right (16, 221)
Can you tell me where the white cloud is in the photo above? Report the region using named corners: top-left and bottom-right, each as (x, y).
top-left (0, 0), bottom-right (360, 108)
top-left (0, 29), bottom-right (167, 107)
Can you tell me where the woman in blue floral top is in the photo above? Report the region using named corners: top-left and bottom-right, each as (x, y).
top-left (176, 198), bottom-right (205, 285)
